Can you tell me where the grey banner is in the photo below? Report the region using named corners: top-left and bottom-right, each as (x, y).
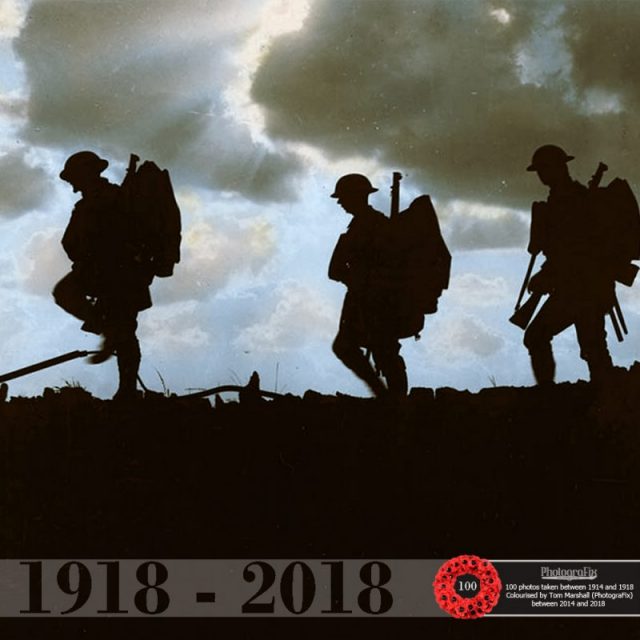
top-left (1, 559), bottom-right (638, 617)
top-left (0, 559), bottom-right (445, 617)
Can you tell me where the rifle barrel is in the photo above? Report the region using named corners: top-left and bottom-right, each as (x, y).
top-left (608, 310), bottom-right (624, 343)
top-left (0, 350), bottom-right (94, 384)
top-left (390, 172), bottom-right (402, 218)
top-left (514, 253), bottom-right (537, 312)
top-left (613, 296), bottom-right (628, 335)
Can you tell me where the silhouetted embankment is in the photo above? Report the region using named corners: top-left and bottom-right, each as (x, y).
top-left (1, 366), bottom-right (639, 561)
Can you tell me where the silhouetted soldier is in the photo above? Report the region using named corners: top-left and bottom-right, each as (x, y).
top-left (523, 144), bottom-right (615, 384)
top-left (54, 151), bottom-right (153, 400)
top-left (329, 174), bottom-right (407, 397)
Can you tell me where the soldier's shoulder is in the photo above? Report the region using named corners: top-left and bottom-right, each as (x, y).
top-left (103, 179), bottom-right (121, 195)
top-left (567, 180), bottom-right (590, 200)
top-left (368, 207), bottom-right (389, 224)
top-left (102, 179), bottom-right (125, 206)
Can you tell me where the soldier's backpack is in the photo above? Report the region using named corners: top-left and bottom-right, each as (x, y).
top-left (120, 153), bottom-right (181, 278)
top-left (589, 163), bottom-right (640, 286)
top-left (384, 177), bottom-right (451, 339)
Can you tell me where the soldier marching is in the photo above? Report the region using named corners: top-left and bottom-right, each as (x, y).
top-left (517, 144), bottom-right (622, 385)
top-left (54, 151), bottom-right (154, 401)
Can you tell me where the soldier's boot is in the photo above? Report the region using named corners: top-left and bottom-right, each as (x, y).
top-left (81, 299), bottom-right (105, 335)
top-left (345, 356), bottom-right (387, 397)
top-left (585, 350), bottom-right (614, 384)
top-left (360, 368), bottom-right (388, 398)
top-left (333, 337), bottom-right (387, 397)
top-left (87, 334), bottom-right (116, 364)
top-left (53, 273), bottom-right (102, 333)
top-left (113, 337), bottom-right (141, 402)
top-left (524, 326), bottom-right (556, 386)
top-left (381, 355), bottom-right (408, 397)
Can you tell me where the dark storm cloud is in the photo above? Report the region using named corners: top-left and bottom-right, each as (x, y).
top-left (563, 0), bottom-right (640, 105)
top-left (13, 0), bottom-right (302, 202)
top-left (0, 149), bottom-right (50, 217)
top-left (252, 0), bottom-right (640, 210)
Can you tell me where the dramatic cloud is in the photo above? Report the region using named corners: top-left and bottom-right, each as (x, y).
top-left (429, 315), bottom-right (505, 360)
top-left (234, 281), bottom-right (336, 353)
top-left (153, 192), bottom-right (278, 304)
top-left (14, 0), bottom-right (302, 202)
top-left (447, 273), bottom-right (510, 308)
top-left (252, 0), bottom-right (640, 208)
top-left (0, 0), bottom-right (25, 39)
top-left (439, 200), bottom-right (529, 251)
top-left (563, 1), bottom-right (640, 109)
top-left (0, 149), bottom-right (51, 217)
top-left (139, 301), bottom-right (212, 356)
top-left (5, 0), bottom-right (639, 400)
top-left (18, 226), bottom-right (68, 294)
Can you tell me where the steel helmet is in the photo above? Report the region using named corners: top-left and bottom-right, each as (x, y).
top-left (60, 151), bottom-right (109, 182)
top-left (526, 145), bottom-right (574, 172)
top-left (330, 173), bottom-right (378, 198)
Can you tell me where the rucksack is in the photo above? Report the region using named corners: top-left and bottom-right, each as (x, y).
top-left (120, 154), bottom-right (181, 278)
top-left (386, 190), bottom-right (451, 339)
top-left (589, 163), bottom-right (640, 286)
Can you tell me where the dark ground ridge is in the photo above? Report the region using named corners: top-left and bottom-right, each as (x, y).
top-left (1, 363), bottom-right (639, 560)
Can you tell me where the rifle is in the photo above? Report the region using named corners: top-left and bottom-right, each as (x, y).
top-left (365, 171), bottom-right (403, 369)
top-left (509, 201), bottom-right (546, 329)
top-left (0, 350), bottom-right (96, 384)
top-left (390, 171), bottom-right (402, 218)
top-left (606, 293), bottom-right (628, 343)
top-left (509, 250), bottom-right (540, 328)
top-left (509, 288), bottom-right (543, 330)
top-left (122, 153), bottom-right (140, 188)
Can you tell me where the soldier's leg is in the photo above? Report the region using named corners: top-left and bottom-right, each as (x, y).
top-left (95, 303), bottom-right (141, 399)
top-left (372, 340), bottom-right (408, 397)
top-left (111, 311), bottom-right (141, 400)
top-left (333, 330), bottom-right (387, 397)
top-left (575, 310), bottom-right (613, 382)
top-left (52, 272), bottom-right (102, 333)
top-left (115, 332), bottom-right (141, 400)
top-left (523, 296), bottom-right (574, 385)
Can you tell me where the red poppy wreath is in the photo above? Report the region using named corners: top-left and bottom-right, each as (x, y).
top-left (433, 555), bottom-right (501, 619)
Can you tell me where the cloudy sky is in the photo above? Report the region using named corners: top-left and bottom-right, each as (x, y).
top-left (1, 0), bottom-right (640, 399)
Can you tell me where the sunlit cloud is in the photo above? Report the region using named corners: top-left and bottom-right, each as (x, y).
top-left (0, 0), bottom-right (26, 39)
top-left (429, 315), bottom-right (505, 361)
top-left (490, 8), bottom-right (511, 25)
top-left (235, 281), bottom-right (336, 354)
top-left (227, 0), bottom-right (312, 145)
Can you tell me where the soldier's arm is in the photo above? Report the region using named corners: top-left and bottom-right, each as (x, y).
top-left (328, 233), bottom-right (351, 284)
top-left (527, 260), bottom-right (555, 294)
top-left (528, 201), bottom-right (548, 255)
top-left (61, 207), bottom-right (87, 263)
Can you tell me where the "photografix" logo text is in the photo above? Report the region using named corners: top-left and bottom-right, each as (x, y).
top-left (540, 566), bottom-right (598, 581)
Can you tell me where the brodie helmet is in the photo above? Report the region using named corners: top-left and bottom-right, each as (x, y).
top-left (527, 145), bottom-right (574, 172)
top-left (60, 151), bottom-right (109, 182)
top-left (330, 173), bottom-right (378, 198)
